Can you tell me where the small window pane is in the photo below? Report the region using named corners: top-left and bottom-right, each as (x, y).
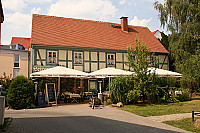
top-left (79, 53), bottom-right (82, 58)
top-left (49, 52), bottom-right (52, 57)
top-left (111, 55), bottom-right (114, 59)
top-left (76, 53), bottom-right (78, 58)
top-left (14, 55), bottom-right (19, 62)
top-left (14, 63), bottom-right (19, 67)
top-left (53, 58), bottom-right (56, 63)
top-left (13, 69), bottom-right (19, 78)
top-left (53, 52), bottom-right (56, 57)
top-left (48, 58), bottom-right (52, 63)
top-left (79, 60), bottom-right (82, 64)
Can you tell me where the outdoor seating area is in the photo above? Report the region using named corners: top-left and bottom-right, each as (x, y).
top-left (30, 66), bottom-right (182, 106)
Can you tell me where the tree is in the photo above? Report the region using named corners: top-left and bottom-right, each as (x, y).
top-left (160, 32), bottom-right (169, 51)
top-left (7, 76), bottom-right (34, 109)
top-left (0, 72), bottom-right (12, 90)
top-left (154, 0), bottom-right (200, 88)
top-left (127, 37), bottom-right (158, 103)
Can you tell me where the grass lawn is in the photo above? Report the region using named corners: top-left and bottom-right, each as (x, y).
top-left (164, 118), bottom-right (200, 133)
top-left (120, 100), bottom-right (200, 117)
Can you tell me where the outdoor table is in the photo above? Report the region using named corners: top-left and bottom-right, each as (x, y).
top-left (69, 94), bottom-right (81, 103)
top-left (84, 92), bottom-right (93, 96)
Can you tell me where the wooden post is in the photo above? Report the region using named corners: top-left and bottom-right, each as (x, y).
top-left (192, 110), bottom-right (194, 122)
top-left (58, 77), bottom-right (60, 96)
top-left (109, 77), bottom-right (111, 93)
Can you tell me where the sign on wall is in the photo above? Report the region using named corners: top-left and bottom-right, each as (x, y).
top-left (33, 66), bottom-right (52, 72)
top-left (88, 80), bottom-right (97, 92)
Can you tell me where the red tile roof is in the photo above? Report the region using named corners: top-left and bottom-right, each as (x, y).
top-left (31, 14), bottom-right (168, 53)
top-left (11, 37), bottom-right (31, 49)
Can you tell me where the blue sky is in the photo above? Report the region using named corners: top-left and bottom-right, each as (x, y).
top-left (1, 0), bottom-right (166, 45)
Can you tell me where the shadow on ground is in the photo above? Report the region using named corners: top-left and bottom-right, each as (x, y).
top-left (6, 116), bottom-right (181, 133)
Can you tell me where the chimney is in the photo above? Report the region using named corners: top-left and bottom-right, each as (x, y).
top-left (120, 17), bottom-right (128, 32)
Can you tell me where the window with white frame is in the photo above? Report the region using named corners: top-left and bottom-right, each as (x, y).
top-left (107, 54), bottom-right (115, 66)
top-left (14, 55), bottom-right (19, 68)
top-left (47, 51), bottom-right (57, 64)
top-left (74, 52), bottom-right (83, 65)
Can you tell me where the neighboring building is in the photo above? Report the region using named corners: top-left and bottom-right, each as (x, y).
top-left (0, 2), bottom-right (4, 48)
top-left (31, 14), bottom-right (169, 73)
top-left (0, 37), bottom-right (31, 78)
top-left (30, 14), bottom-right (169, 93)
top-left (0, 48), bottom-right (30, 78)
top-left (152, 30), bottom-right (162, 40)
top-left (11, 37), bottom-right (31, 50)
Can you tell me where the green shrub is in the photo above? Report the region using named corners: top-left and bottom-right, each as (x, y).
top-left (38, 78), bottom-right (56, 92)
top-left (38, 79), bottom-right (48, 92)
top-left (7, 76), bottom-right (34, 109)
top-left (110, 76), bottom-right (135, 104)
top-left (177, 93), bottom-right (190, 102)
top-left (127, 90), bottom-right (139, 104)
top-left (167, 94), bottom-right (179, 103)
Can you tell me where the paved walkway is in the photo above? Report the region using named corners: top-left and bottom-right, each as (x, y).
top-left (147, 113), bottom-right (199, 122)
top-left (4, 104), bottom-right (191, 133)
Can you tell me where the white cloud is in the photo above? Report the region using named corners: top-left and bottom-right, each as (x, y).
top-left (2, 0), bottom-right (26, 11)
top-left (24, 0), bottom-right (52, 3)
top-left (130, 16), bottom-right (152, 27)
top-left (31, 7), bottom-right (41, 14)
top-left (6, 12), bottom-right (31, 29)
top-left (2, 0), bottom-right (51, 11)
top-left (2, 12), bottom-right (32, 45)
top-left (48, 0), bottom-right (118, 21)
top-left (120, 0), bottom-right (126, 5)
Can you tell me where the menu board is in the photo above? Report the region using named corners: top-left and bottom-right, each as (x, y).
top-left (45, 83), bottom-right (57, 105)
top-left (89, 80), bottom-right (97, 92)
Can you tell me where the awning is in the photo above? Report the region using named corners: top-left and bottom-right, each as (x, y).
top-left (147, 67), bottom-right (182, 77)
top-left (30, 66), bottom-right (89, 78)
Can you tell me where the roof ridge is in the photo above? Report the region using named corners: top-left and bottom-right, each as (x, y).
top-left (33, 14), bottom-right (115, 25)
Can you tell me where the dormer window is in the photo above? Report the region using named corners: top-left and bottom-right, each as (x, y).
top-left (74, 52), bottom-right (83, 65)
top-left (47, 51), bottom-right (57, 64)
top-left (107, 54), bottom-right (115, 66)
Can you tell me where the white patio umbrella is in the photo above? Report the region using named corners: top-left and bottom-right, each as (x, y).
top-left (89, 68), bottom-right (135, 77)
top-left (30, 66), bottom-right (89, 78)
top-left (30, 66), bottom-right (89, 96)
top-left (147, 67), bottom-right (182, 77)
top-left (89, 68), bottom-right (135, 93)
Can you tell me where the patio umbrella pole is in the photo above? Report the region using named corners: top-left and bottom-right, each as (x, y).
top-left (109, 77), bottom-right (110, 95)
top-left (58, 77), bottom-right (60, 101)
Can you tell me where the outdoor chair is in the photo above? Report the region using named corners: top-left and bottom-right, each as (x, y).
top-left (64, 95), bottom-right (71, 103)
